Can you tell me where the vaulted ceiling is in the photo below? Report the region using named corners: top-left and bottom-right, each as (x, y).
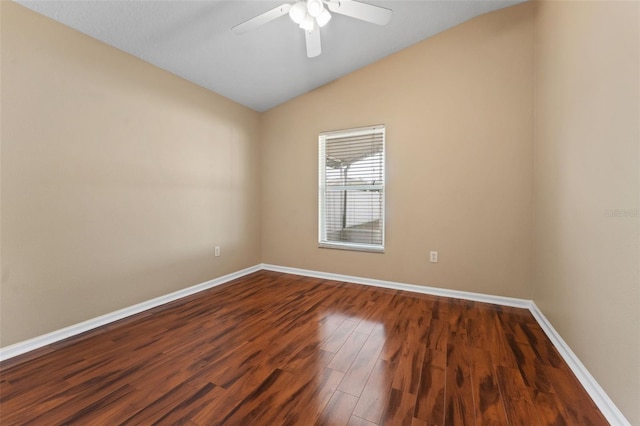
top-left (17, 0), bottom-right (525, 111)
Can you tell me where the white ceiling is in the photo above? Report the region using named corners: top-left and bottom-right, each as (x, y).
top-left (17, 0), bottom-right (525, 112)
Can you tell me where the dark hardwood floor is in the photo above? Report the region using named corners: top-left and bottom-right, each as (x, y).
top-left (0, 271), bottom-right (607, 425)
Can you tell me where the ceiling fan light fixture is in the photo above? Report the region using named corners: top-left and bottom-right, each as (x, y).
top-left (316, 8), bottom-right (332, 27)
top-left (299, 13), bottom-right (315, 31)
top-left (233, 0), bottom-right (394, 58)
top-left (307, 0), bottom-right (324, 17)
top-left (289, 2), bottom-right (307, 24)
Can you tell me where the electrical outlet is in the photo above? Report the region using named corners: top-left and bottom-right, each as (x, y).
top-left (429, 251), bottom-right (438, 263)
top-left (215, 246), bottom-right (221, 257)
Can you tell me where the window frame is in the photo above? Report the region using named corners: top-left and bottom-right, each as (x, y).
top-left (318, 124), bottom-right (386, 253)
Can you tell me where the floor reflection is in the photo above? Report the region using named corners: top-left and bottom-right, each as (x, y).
top-left (299, 293), bottom-right (394, 425)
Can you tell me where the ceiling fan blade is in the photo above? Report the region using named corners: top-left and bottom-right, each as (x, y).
top-left (326, 0), bottom-right (392, 26)
top-left (232, 3), bottom-right (292, 34)
top-left (305, 25), bottom-right (322, 58)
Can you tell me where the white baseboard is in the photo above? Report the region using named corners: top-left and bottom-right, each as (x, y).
top-left (529, 302), bottom-right (630, 426)
top-left (261, 263), bottom-right (532, 309)
top-left (0, 264), bottom-right (262, 362)
top-left (1, 263), bottom-right (629, 425)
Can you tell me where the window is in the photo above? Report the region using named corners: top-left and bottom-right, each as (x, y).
top-left (319, 125), bottom-right (385, 252)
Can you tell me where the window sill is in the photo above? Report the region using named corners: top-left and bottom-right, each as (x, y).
top-left (318, 242), bottom-right (385, 253)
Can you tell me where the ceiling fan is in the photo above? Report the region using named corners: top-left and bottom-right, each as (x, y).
top-left (232, 0), bottom-right (392, 58)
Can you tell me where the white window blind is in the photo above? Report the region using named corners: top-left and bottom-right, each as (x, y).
top-left (319, 125), bottom-right (385, 252)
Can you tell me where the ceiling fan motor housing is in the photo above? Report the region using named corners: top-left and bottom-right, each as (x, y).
top-left (232, 0), bottom-right (392, 58)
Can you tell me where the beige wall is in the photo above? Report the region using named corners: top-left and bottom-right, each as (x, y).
top-left (261, 3), bottom-right (534, 299)
top-left (0, 2), bottom-right (262, 346)
top-left (533, 1), bottom-right (640, 423)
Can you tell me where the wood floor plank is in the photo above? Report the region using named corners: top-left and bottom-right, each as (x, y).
top-left (0, 270), bottom-right (608, 425)
top-left (391, 332), bottom-right (426, 394)
top-left (123, 382), bottom-right (220, 425)
top-left (544, 365), bottom-right (608, 425)
top-left (492, 314), bottom-right (520, 370)
top-left (530, 389), bottom-right (572, 425)
top-left (466, 307), bottom-right (498, 350)
top-left (413, 348), bottom-right (446, 424)
top-left (348, 414), bottom-right (378, 426)
top-left (506, 334), bottom-right (554, 394)
top-left (316, 390), bottom-right (359, 425)
top-left (338, 325), bottom-right (387, 396)
top-left (411, 417), bottom-right (429, 426)
top-left (378, 295), bottom-right (414, 362)
top-left (423, 318), bottom-right (448, 352)
top-left (495, 366), bottom-right (542, 426)
top-left (193, 359), bottom-right (279, 422)
top-left (518, 322), bottom-right (564, 369)
top-left (447, 300), bottom-right (468, 336)
top-left (352, 358), bottom-right (395, 424)
top-left (380, 387), bottom-right (416, 426)
top-left (213, 368), bottom-right (300, 425)
top-left (282, 342), bottom-right (335, 375)
top-left (47, 384), bottom-right (140, 425)
top-left (82, 386), bottom-right (165, 424)
top-left (444, 331), bottom-right (476, 426)
top-left (354, 290), bottom-right (398, 331)
top-left (327, 331), bottom-right (371, 372)
top-left (269, 367), bottom-right (344, 425)
top-left (468, 347), bottom-right (508, 425)
top-left (322, 318), bottom-right (361, 353)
